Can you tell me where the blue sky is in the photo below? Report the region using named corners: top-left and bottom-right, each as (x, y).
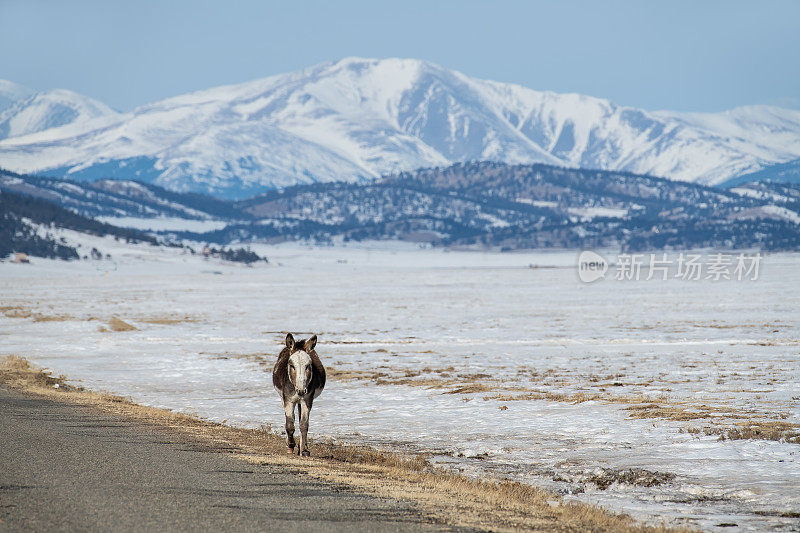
top-left (1, 0), bottom-right (797, 112)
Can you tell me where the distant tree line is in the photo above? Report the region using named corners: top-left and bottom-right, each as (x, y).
top-left (177, 161), bottom-right (800, 251)
top-left (0, 189), bottom-right (157, 260)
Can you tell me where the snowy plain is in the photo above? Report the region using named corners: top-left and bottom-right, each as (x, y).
top-left (1, 241), bottom-right (799, 531)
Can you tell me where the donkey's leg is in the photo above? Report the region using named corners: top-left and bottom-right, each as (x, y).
top-left (298, 398), bottom-right (312, 457)
top-left (283, 399), bottom-right (297, 453)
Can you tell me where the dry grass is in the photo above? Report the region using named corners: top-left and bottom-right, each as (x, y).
top-left (1, 306), bottom-right (198, 328)
top-left (0, 355), bottom-right (686, 532)
top-left (327, 366), bottom-right (379, 381)
top-left (136, 314), bottom-right (199, 325)
top-left (1, 305), bottom-right (73, 322)
top-left (324, 364), bottom-right (799, 445)
top-left (684, 421), bottom-right (800, 444)
top-left (445, 383), bottom-right (495, 394)
top-left (481, 391), bottom-right (602, 404)
top-left (624, 403), bottom-right (712, 422)
top-left (0, 355), bottom-right (75, 390)
top-left (1, 305), bottom-right (33, 319)
top-left (626, 403), bottom-right (800, 443)
top-left (553, 468), bottom-right (675, 491)
top-left (108, 317), bottom-right (137, 332)
top-left (719, 421), bottom-right (800, 443)
top-left (32, 313), bottom-right (73, 322)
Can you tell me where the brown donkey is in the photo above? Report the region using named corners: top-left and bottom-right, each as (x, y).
top-left (272, 333), bottom-right (326, 456)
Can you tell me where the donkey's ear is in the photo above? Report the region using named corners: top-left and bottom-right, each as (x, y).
top-left (304, 335), bottom-right (317, 352)
top-left (285, 333), bottom-right (295, 350)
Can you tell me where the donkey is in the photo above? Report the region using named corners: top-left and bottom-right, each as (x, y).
top-left (272, 333), bottom-right (326, 456)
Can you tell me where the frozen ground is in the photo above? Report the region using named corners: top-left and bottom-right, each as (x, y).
top-left (1, 240), bottom-right (799, 531)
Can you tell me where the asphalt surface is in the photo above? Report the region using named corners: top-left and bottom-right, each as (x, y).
top-left (0, 386), bottom-right (452, 532)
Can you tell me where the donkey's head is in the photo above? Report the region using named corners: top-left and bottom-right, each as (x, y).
top-left (285, 333), bottom-right (317, 396)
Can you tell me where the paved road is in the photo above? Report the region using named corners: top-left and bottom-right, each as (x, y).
top-left (0, 387), bottom-right (452, 532)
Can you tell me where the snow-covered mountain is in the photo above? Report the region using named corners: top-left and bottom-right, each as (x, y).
top-left (720, 157), bottom-right (800, 187)
top-left (0, 86), bottom-right (118, 140)
top-left (0, 168), bottom-right (243, 221)
top-left (0, 58), bottom-right (799, 198)
top-left (0, 80), bottom-right (35, 114)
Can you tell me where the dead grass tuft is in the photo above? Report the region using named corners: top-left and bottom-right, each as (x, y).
top-left (32, 313), bottom-right (73, 322)
top-left (108, 317), bottom-right (137, 332)
top-left (590, 468), bottom-right (675, 490)
top-left (0, 355), bottom-right (80, 391)
top-left (625, 404), bottom-right (710, 422)
top-left (445, 383), bottom-right (494, 394)
top-left (327, 367), bottom-right (385, 381)
top-left (0, 306), bottom-right (73, 322)
top-left (712, 421), bottom-right (800, 444)
top-left (137, 315), bottom-right (198, 325)
top-left (1, 306), bottom-right (32, 319)
top-left (552, 467), bottom-right (675, 490)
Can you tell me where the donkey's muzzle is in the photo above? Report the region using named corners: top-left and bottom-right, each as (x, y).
top-left (296, 388), bottom-right (307, 396)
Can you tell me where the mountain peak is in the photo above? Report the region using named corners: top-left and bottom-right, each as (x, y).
top-left (0, 79), bottom-right (35, 114)
top-left (0, 88), bottom-right (119, 141)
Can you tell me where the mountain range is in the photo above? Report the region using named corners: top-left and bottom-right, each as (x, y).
top-left (1, 58), bottom-right (799, 199)
top-left (4, 163), bottom-right (799, 252)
